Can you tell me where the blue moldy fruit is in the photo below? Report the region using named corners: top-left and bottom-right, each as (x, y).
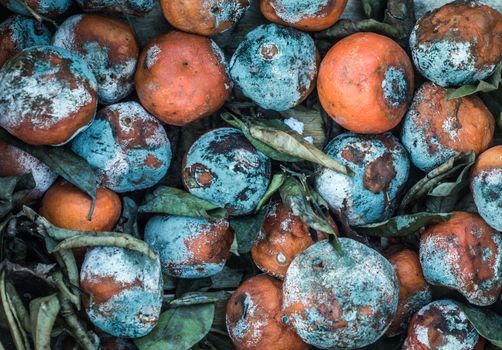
top-left (75, 0), bottom-right (155, 16)
top-left (314, 132), bottom-right (410, 226)
top-left (52, 14), bottom-right (139, 104)
top-left (401, 82), bottom-right (495, 172)
top-left (0, 45), bottom-right (98, 146)
top-left (420, 212), bottom-right (502, 306)
top-left (0, 15), bottom-right (51, 67)
top-left (471, 146), bottom-right (502, 231)
top-left (71, 101), bottom-right (172, 193)
top-left (282, 239), bottom-right (399, 349)
top-left (182, 128), bottom-right (271, 216)
top-left (402, 300), bottom-right (484, 350)
top-left (410, 1), bottom-right (502, 87)
top-left (80, 247), bottom-right (163, 338)
top-left (144, 215), bottom-right (234, 278)
top-left (0, 0), bottom-right (71, 17)
top-left (229, 24), bottom-right (319, 111)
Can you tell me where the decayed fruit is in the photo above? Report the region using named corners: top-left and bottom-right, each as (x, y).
top-left (251, 202), bottom-right (330, 279)
top-left (420, 211), bottom-right (502, 306)
top-left (71, 101), bottom-right (172, 193)
top-left (0, 15), bottom-right (51, 67)
top-left (39, 179), bottom-right (122, 232)
top-left (144, 215), bottom-right (234, 278)
top-left (161, 0), bottom-right (250, 36)
top-left (410, 0), bottom-right (502, 87)
top-left (229, 24), bottom-right (319, 111)
top-left (226, 274), bottom-right (309, 350)
top-left (402, 299), bottom-right (484, 350)
top-left (0, 0), bottom-right (71, 17)
top-left (401, 82), bottom-right (495, 172)
top-left (183, 128), bottom-right (271, 216)
top-left (135, 31), bottom-right (231, 126)
top-left (471, 145), bottom-right (502, 231)
top-left (260, 0), bottom-right (348, 31)
top-left (315, 132), bottom-right (410, 226)
top-left (0, 139), bottom-right (57, 203)
top-left (384, 248), bottom-right (432, 337)
top-left (80, 246), bottom-right (163, 337)
top-left (0, 46), bottom-right (98, 146)
top-left (318, 32), bottom-right (414, 134)
top-left (282, 239), bottom-right (398, 349)
top-left (52, 14), bottom-right (139, 104)
top-left (75, 0), bottom-right (155, 16)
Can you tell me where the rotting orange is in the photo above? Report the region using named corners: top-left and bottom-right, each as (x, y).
top-left (318, 32), bottom-right (414, 134)
top-left (135, 31), bottom-right (231, 126)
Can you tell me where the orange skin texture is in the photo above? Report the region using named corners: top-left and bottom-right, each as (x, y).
top-left (226, 274), bottom-right (310, 350)
top-left (421, 212), bottom-right (502, 305)
top-left (161, 0), bottom-right (250, 36)
top-left (471, 145), bottom-right (502, 178)
top-left (384, 248), bottom-right (431, 337)
top-left (251, 202), bottom-right (331, 280)
top-left (135, 31), bottom-right (231, 126)
top-left (67, 14), bottom-right (139, 67)
top-left (410, 83), bottom-right (494, 155)
top-left (39, 180), bottom-right (122, 232)
top-left (318, 32), bottom-right (414, 134)
top-left (260, 0), bottom-right (347, 31)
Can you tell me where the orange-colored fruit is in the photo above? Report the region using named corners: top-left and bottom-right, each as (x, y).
top-left (384, 248), bottom-right (432, 337)
top-left (226, 274), bottom-right (309, 350)
top-left (402, 82), bottom-right (495, 172)
top-left (39, 180), bottom-right (121, 232)
top-left (260, 0), bottom-right (348, 31)
top-left (160, 0), bottom-right (250, 36)
top-left (420, 211), bottom-right (502, 306)
top-left (251, 202), bottom-right (330, 279)
top-left (318, 32), bottom-right (414, 134)
top-left (135, 31), bottom-right (231, 126)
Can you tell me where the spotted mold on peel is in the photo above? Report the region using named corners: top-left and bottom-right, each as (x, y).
top-left (315, 132), bottom-right (410, 226)
top-left (71, 101), bottom-right (172, 192)
top-left (420, 213), bottom-right (502, 306)
top-left (80, 246), bottom-right (163, 338)
top-left (269, 0), bottom-right (330, 23)
top-left (282, 239), bottom-right (399, 349)
top-left (1, 0), bottom-right (71, 17)
top-left (0, 15), bottom-right (51, 67)
top-left (0, 45), bottom-right (98, 146)
top-left (75, 0), bottom-right (155, 15)
top-left (144, 215), bottom-right (234, 278)
top-left (414, 0), bottom-right (502, 19)
top-left (229, 24), bottom-right (318, 111)
top-left (183, 128), bottom-right (271, 216)
top-left (203, 0), bottom-right (249, 31)
top-left (472, 169), bottom-right (502, 231)
top-left (403, 300), bottom-right (482, 350)
top-left (52, 14), bottom-right (138, 104)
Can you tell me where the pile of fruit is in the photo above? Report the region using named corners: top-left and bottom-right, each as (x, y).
top-left (0, 0), bottom-right (501, 349)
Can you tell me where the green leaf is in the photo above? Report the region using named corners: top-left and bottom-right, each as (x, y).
top-left (229, 208), bottom-right (269, 255)
top-left (0, 174), bottom-right (35, 220)
top-left (447, 64), bottom-right (502, 100)
top-left (134, 304), bottom-right (215, 350)
top-left (362, 0), bottom-right (386, 19)
top-left (220, 113), bottom-right (300, 162)
top-left (114, 197), bottom-right (140, 237)
top-left (315, 19), bottom-right (401, 41)
top-left (279, 106), bottom-right (327, 149)
top-left (255, 173), bottom-right (286, 211)
top-left (139, 186), bottom-right (227, 219)
top-left (170, 291), bottom-right (231, 307)
top-left (354, 212), bottom-right (452, 237)
top-left (0, 128), bottom-right (97, 217)
top-left (30, 294), bottom-right (60, 350)
top-left (399, 152), bottom-right (475, 213)
top-left (249, 119), bottom-right (353, 175)
top-left (456, 302), bottom-right (502, 348)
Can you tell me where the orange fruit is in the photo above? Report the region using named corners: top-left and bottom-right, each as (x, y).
top-left (160, 0), bottom-right (250, 36)
top-left (135, 31), bottom-right (231, 126)
top-left (318, 32), bottom-right (414, 134)
top-left (40, 180), bottom-right (121, 232)
top-left (260, 0), bottom-right (348, 31)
